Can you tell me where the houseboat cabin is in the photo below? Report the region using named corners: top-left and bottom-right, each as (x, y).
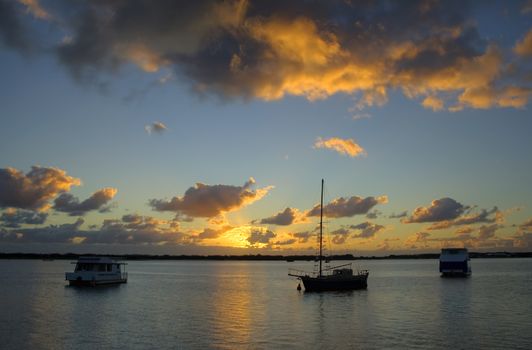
top-left (439, 248), bottom-right (471, 277)
top-left (66, 257), bottom-right (127, 286)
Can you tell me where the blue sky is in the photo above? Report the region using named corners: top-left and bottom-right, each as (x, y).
top-left (1, 0), bottom-right (531, 254)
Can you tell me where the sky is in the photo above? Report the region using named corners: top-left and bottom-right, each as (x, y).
top-left (1, 0), bottom-right (531, 255)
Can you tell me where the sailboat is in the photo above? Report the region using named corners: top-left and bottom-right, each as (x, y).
top-left (288, 179), bottom-right (369, 292)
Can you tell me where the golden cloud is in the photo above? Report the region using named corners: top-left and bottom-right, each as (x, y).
top-left (314, 137), bottom-right (366, 157)
top-left (514, 28), bottom-right (532, 57)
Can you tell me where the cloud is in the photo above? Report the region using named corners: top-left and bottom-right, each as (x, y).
top-left (330, 227), bottom-right (350, 245)
top-left (195, 225), bottom-right (233, 240)
top-left (314, 137), bottom-right (366, 157)
top-left (478, 224), bottom-right (500, 240)
top-left (145, 121), bottom-right (168, 134)
top-left (0, 0), bottom-right (34, 52)
top-left (0, 166), bottom-right (81, 210)
top-left (389, 211), bottom-right (408, 219)
top-left (349, 222), bottom-right (385, 239)
top-left (0, 208), bottom-right (47, 228)
top-left (272, 238), bottom-right (297, 246)
top-left (0, 218), bottom-right (84, 244)
top-left (53, 188), bottom-right (117, 216)
top-left (366, 210), bottom-right (381, 219)
top-left (18, 0), bottom-right (50, 20)
top-left (518, 218), bottom-right (532, 232)
top-left (150, 178), bottom-right (273, 218)
top-left (259, 207), bottom-right (307, 225)
top-left (514, 218), bottom-right (532, 248)
top-left (405, 231), bottom-right (431, 249)
top-left (523, 1), bottom-right (532, 14)
top-left (4, 1), bottom-right (513, 109)
top-left (351, 112), bottom-right (371, 121)
top-left (514, 28), bottom-right (532, 57)
top-left (0, 215), bottom-right (187, 245)
top-left (455, 226), bottom-right (474, 234)
top-left (330, 221), bottom-right (385, 243)
top-left (426, 206), bottom-right (499, 230)
top-left (291, 231), bottom-right (313, 243)
top-left (403, 197), bottom-right (467, 223)
top-left (307, 195), bottom-right (388, 218)
top-left (246, 228), bottom-right (276, 247)
top-left (422, 95), bottom-right (444, 111)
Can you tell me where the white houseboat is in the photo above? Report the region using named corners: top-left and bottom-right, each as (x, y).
top-left (66, 256), bottom-right (127, 286)
top-left (439, 248), bottom-right (471, 277)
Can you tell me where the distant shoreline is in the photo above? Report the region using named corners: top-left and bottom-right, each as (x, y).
top-left (1, 252), bottom-right (531, 261)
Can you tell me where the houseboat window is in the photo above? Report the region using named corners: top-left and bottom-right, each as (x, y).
top-left (98, 264), bottom-right (106, 271)
top-left (106, 264), bottom-right (112, 271)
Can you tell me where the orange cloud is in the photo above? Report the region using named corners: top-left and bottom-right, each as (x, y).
top-left (18, 0), bottom-right (50, 20)
top-left (514, 28), bottom-right (532, 57)
top-left (422, 95), bottom-right (444, 111)
top-left (314, 137), bottom-right (366, 157)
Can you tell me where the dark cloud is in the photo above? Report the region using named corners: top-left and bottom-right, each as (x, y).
top-left (194, 225), bottom-right (233, 241)
top-left (349, 222), bottom-right (385, 239)
top-left (259, 207), bottom-right (304, 226)
top-left (0, 215), bottom-right (186, 245)
top-left (403, 197), bottom-right (467, 223)
top-left (0, 0), bottom-right (32, 52)
top-left (150, 178), bottom-right (272, 218)
top-left (53, 188), bottom-right (117, 216)
top-left (247, 228), bottom-right (276, 247)
top-left (4, 0), bottom-right (530, 109)
top-left (0, 218), bottom-right (84, 244)
top-left (307, 195), bottom-right (388, 218)
top-left (0, 209), bottom-right (48, 228)
top-left (478, 224), bottom-right (500, 240)
top-left (389, 211), bottom-right (408, 219)
top-left (0, 166), bottom-right (81, 210)
top-left (427, 206), bottom-right (500, 230)
top-left (291, 231), bottom-right (312, 243)
top-left (330, 227), bottom-right (350, 245)
top-left (329, 221), bottom-right (385, 244)
top-left (366, 210), bottom-right (381, 219)
top-left (272, 238), bottom-right (297, 246)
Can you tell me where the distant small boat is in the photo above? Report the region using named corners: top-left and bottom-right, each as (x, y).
top-left (288, 179), bottom-right (368, 291)
top-left (65, 256), bottom-right (127, 286)
top-left (439, 248), bottom-right (471, 277)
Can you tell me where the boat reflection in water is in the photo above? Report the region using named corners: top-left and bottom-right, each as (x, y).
top-left (288, 179), bottom-right (368, 292)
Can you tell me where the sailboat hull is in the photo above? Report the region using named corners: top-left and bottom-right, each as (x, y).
top-left (300, 273), bottom-right (368, 292)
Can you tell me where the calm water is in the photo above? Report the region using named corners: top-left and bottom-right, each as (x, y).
top-left (1, 259), bottom-right (531, 349)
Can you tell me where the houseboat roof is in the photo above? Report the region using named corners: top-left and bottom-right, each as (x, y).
top-left (73, 256), bottom-right (127, 264)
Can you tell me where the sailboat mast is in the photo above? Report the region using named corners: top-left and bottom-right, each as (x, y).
top-left (319, 178), bottom-right (324, 277)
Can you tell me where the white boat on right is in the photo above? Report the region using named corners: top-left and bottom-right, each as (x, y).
top-left (439, 248), bottom-right (471, 277)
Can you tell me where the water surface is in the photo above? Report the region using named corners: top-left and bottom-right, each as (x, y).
top-left (1, 259), bottom-right (531, 349)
